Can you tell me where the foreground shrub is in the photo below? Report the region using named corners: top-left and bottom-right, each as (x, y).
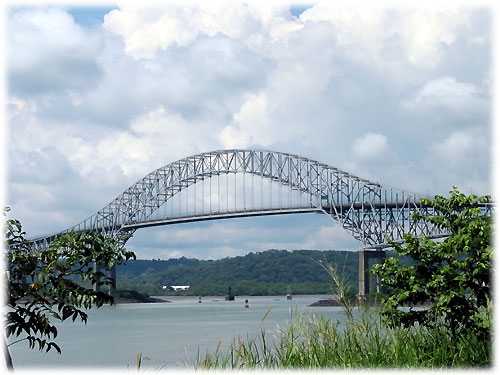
top-left (373, 188), bottom-right (493, 339)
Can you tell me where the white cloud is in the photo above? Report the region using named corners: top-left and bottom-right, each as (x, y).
top-left (352, 133), bottom-right (389, 160)
top-left (402, 76), bottom-right (486, 115)
top-left (298, 224), bottom-right (359, 250)
top-left (300, 4), bottom-right (471, 74)
top-left (430, 127), bottom-right (489, 167)
top-left (218, 92), bottom-right (272, 148)
top-left (5, 3), bottom-right (492, 258)
top-left (432, 131), bottom-right (472, 161)
top-left (126, 213), bottom-right (361, 260)
top-left (103, 1), bottom-right (295, 59)
top-left (8, 7), bottom-right (103, 95)
top-left (47, 105), bottom-right (220, 180)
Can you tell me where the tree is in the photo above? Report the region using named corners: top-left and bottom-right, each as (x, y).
top-left (373, 189), bottom-right (492, 339)
top-left (3, 209), bottom-right (135, 369)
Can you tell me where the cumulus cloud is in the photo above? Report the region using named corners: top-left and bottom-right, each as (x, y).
top-left (429, 127), bottom-right (490, 171)
top-left (299, 224), bottom-right (358, 250)
top-left (7, 146), bottom-right (111, 235)
top-left (8, 7), bottom-right (103, 95)
top-left (104, 3), bottom-right (239, 58)
top-left (352, 133), bottom-right (389, 160)
top-left (401, 77), bottom-right (488, 121)
top-left (5, 3), bottom-right (492, 258)
top-left (126, 214), bottom-right (360, 259)
top-left (103, 1), bottom-right (299, 59)
top-left (218, 92), bottom-right (275, 148)
top-left (299, 4), bottom-right (472, 84)
top-left (425, 130), bottom-right (491, 195)
top-left (432, 131), bottom-right (474, 162)
top-left (71, 106), bottom-right (211, 177)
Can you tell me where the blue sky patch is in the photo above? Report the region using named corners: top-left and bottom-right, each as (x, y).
top-left (290, 4), bottom-right (312, 18)
top-left (67, 6), bottom-right (116, 27)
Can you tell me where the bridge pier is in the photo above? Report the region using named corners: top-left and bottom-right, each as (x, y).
top-left (109, 265), bottom-right (116, 295)
top-left (92, 261), bottom-right (101, 293)
top-left (358, 250), bottom-right (385, 297)
top-left (92, 262), bottom-right (116, 295)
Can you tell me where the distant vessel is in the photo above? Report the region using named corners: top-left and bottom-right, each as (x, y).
top-left (287, 285), bottom-right (292, 300)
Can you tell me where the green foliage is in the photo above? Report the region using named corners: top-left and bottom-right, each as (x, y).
top-left (373, 188), bottom-right (493, 338)
top-left (184, 281), bottom-right (333, 296)
top-left (4, 209), bottom-right (136, 355)
top-left (116, 250), bottom-right (359, 296)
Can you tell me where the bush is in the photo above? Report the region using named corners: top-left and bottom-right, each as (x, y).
top-left (4, 209), bottom-right (135, 369)
top-left (373, 188), bottom-right (492, 339)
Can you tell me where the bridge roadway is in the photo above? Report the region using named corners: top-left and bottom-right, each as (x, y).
top-left (119, 201), bottom-right (436, 230)
top-left (27, 206), bottom-right (320, 243)
top-left (28, 200), bottom-right (440, 245)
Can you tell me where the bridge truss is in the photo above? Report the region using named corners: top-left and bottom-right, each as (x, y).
top-left (29, 149), bottom-right (486, 251)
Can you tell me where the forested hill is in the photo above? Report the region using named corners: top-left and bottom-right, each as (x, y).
top-left (115, 249), bottom-right (361, 296)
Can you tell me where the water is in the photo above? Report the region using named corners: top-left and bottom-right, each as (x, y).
top-left (8, 295), bottom-right (347, 370)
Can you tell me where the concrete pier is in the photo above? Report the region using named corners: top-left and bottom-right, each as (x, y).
top-left (358, 250), bottom-right (386, 297)
top-left (109, 264), bottom-right (116, 295)
top-left (93, 262), bottom-right (117, 295)
top-left (92, 261), bottom-right (101, 293)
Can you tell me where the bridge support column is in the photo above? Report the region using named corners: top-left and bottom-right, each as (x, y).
top-left (109, 264), bottom-right (116, 296)
top-left (358, 250), bottom-right (385, 297)
top-left (93, 262), bottom-right (101, 293)
top-left (92, 262), bottom-right (116, 295)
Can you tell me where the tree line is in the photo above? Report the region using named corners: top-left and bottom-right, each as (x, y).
top-left (116, 250), bottom-right (359, 296)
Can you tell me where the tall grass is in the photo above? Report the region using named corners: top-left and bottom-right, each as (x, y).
top-left (194, 261), bottom-right (491, 369)
top-left (195, 311), bottom-right (490, 369)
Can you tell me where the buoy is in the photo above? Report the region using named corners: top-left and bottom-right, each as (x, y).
top-left (244, 299), bottom-right (249, 308)
top-left (198, 297), bottom-right (202, 303)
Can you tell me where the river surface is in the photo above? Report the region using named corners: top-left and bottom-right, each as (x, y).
top-left (8, 295), bottom-right (348, 370)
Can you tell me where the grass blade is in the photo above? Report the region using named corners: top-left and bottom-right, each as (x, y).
top-left (261, 305), bottom-right (274, 324)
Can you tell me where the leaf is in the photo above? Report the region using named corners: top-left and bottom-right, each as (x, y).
top-left (5, 212), bottom-right (137, 355)
top-left (372, 188), bottom-right (492, 337)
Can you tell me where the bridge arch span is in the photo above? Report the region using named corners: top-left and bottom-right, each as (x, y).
top-left (31, 149), bottom-right (445, 250)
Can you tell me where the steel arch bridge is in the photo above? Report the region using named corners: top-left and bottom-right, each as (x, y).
top-left (29, 149), bottom-right (470, 252)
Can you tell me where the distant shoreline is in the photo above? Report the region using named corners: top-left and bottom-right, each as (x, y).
top-left (113, 294), bottom-right (334, 304)
top-left (113, 296), bottom-right (171, 304)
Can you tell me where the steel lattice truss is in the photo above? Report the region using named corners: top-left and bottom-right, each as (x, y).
top-left (29, 149), bottom-right (492, 251)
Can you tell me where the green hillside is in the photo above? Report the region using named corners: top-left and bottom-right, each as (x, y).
top-left (116, 249), bottom-right (361, 296)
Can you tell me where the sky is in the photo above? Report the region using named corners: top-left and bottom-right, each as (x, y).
top-left (3, 0), bottom-right (496, 260)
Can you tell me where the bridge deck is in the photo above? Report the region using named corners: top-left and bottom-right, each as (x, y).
top-left (121, 207), bottom-right (323, 230)
top-left (27, 201), bottom-right (435, 242)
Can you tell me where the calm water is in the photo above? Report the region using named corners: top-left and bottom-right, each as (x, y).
top-left (9, 295), bottom-right (347, 370)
